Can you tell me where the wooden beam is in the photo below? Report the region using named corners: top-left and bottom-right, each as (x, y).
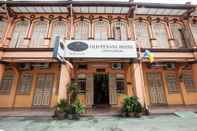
top-left (1, 4), bottom-right (16, 19)
top-left (182, 7), bottom-right (196, 18)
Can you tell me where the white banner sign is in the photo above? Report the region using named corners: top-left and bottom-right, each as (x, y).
top-left (64, 40), bottom-right (137, 58)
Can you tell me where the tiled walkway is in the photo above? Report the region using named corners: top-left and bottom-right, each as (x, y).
top-left (0, 115), bottom-right (197, 131)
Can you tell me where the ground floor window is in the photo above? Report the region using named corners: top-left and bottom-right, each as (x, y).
top-left (116, 74), bottom-right (125, 94)
top-left (182, 71), bottom-right (196, 92)
top-left (165, 72), bottom-right (179, 93)
top-left (78, 79), bottom-right (86, 93)
top-left (17, 72), bottom-right (33, 95)
top-left (0, 70), bottom-right (14, 95)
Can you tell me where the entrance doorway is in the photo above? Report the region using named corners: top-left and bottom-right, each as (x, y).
top-left (146, 72), bottom-right (167, 105)
top-left (32, 73), bottom-right (54, 107)
top-left (94, 73), bottom-right (109, 105)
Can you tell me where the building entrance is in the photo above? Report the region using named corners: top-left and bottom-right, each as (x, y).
top-left (94, 73), bottom-right (109, 105)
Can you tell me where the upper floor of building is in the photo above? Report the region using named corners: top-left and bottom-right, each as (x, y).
top-left (0, 0), bottom-right (197, 49)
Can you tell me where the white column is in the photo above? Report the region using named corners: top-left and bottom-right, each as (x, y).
top-left (133, 63), bottom-right (145, 104)
top-left (58, 64), bottom-right (71, 101)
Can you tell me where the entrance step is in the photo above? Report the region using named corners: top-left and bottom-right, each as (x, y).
top-left (149, 105), bottom-right (197, 115)
top-left (174, 111), bottom-right (197, 118)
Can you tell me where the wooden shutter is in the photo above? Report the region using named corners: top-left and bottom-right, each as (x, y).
top-left (75, 21), bottom-right (89, 40)
top-left (17, 72), bottom-right (33, 95)
top-left (0, 70), bottom-right (14, 95)
top-left (165, 72), bottom-right (179, 93)
top-left (33, 74), bottom-right (54, 106)
top-left (30, 21), bottom-right (47, 48)
top-left (135, 21), bottom-right (151, 48)
top-left (146, 72), bottom-right (167, 105)
top-left (10, 20), bottom-right (29, 48)
top-left (0, 21), bottom-right (6, 40)
top-left (152, 22), bottom-right (169, 48)
top-left (170, 23), bottom-right (185, 48)
top-left (182, 71), bottom-right (196, 92)
top-left (191, 24), bottom-right (197, 44)
top-left (109, 74), bottom-right (117, 105)
top-left (113, 21), bottom-right (127, 40)
top-left (51, 21), bottom-right (67, 47)
top-left (95, 21), bottom-right (108, 40)
top-left (86, 75), bottom-right (93, 106)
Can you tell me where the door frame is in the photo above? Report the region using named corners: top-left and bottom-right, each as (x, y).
top-left (93, 72), bottom-right (109, 105)
top-left (145, 70), bottom-right (168, 106)
top-left (32, 73), bottom-right (54, 108)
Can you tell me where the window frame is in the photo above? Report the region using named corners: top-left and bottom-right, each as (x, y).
top-left (29, 19), bottom-right (49, 48)
top-left (16, 72), bottom-right (33, 95)
top-left (74, 19), bottom-right (89, 40)
top-left (0, 70), bottom-right (14, 95)
top-left (94, 20), bottom-right (109, 40)
top-left (9, 19), bottom-right (29, 48)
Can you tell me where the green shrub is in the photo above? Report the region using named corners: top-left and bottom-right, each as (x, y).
top-left (57, 99), bottom-right (67, 112)
top-left (121, 96), bottom-right (143, 116)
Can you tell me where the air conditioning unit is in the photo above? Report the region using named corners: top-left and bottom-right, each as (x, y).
top-left (32, 63), bottom-right (49, 69)
top-left (18, 63), bottom-right (31, 70)
top-left (164, 63), bottom-right (176, 70)
top-left (112, 63), bottom-right (122, 70)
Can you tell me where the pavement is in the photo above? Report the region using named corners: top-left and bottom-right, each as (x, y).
top-left (0, 115), bottom-right (197, 131)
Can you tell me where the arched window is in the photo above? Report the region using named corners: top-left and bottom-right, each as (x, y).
top-left (191, 23), bottom-right (197, 44)
top-left (0, 20), bottom-right (7, 40)
top-left (75, 20), bottom-right (89, 40)
top-left (170, 23), bottom-right (185, 48)
top-left (113, 21), bottom-right (128, 40)
top-left (135, 21), bottom-right (151, 48)
top-left (0, 69), bottom-right (14, 95)
top-left (152, 22), bottom-right (169, 48)
top-left (94, 20), bottom-right (108, 40)
top-left (30, 20), bottom-right (47, 48)
top-left (9, 20), bottom-right (29, 48)
top-left (51, 20), bottom-right (67, 47)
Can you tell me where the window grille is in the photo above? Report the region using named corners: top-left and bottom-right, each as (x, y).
top-left (0, 70), bottom-right (14, 95)
top-left (182, 71), bottom-right (196, 92)
top-left (17, 72), bottom-right (33, 95)
top-left (165, 72), bottom-right (179, 93)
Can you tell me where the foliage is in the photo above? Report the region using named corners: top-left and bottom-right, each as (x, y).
top-left (57, 99), bottom-right (67, 112)
top-left (68, 82), bottom-right (80, 104)
top-left (121, 96), bottom-right (143, 116)
top-left (65, 98), bottom-right (85, 114)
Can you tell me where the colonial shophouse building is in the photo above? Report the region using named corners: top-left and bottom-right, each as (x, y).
top-left (0, 0), bottom-right (196, 109)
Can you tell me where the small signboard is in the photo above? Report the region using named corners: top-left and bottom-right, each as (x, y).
top-left (53, 36), bottom-right (65, 62)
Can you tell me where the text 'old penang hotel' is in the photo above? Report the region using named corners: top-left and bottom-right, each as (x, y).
top-left (0, 0), bottom-right (196, 110)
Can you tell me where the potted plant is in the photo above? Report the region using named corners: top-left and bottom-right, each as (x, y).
top-left (65, 82), bottom-right (85, 120)
top-left (67, 99), bottom-right (85, 120)
top-left (121, 96), bottom-right (132, 117)
top-left (131, 96), bottom-right (143, 117)
top-left (121, 96), bottom-right (143, 118)
top-left (54, 99), bottom-right (67, 120)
